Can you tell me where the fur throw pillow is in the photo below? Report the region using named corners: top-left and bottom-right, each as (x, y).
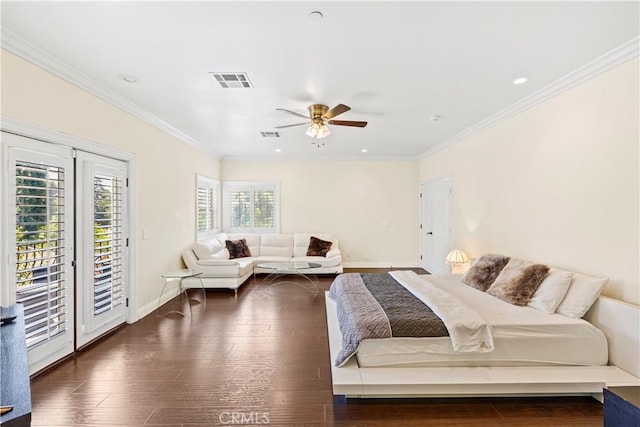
top-left (306, 236), bottom-right (333, 257)
top-left (461, 254), bottom-right (511, 291)
top-left (225, 239), bottom-right (252, 259)
top-left (487, 258), bottom-right (550, 306)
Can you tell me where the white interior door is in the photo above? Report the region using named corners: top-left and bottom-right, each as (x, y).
top-left (419, 178), bottom-right (452, 274)
top-left (76, 152), bottom-right (128, 348)
top-left (4, 133), bottom-right (76, 374)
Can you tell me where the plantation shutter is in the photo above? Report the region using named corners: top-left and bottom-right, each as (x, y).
top-left (223, 182), bottom-right (279, 233)
top-left (196, 175), bottom-right (220, 239)
top-left (93, 173), bottom-right (125, 315)
top-left (15, 161), bottom-right (68, 348)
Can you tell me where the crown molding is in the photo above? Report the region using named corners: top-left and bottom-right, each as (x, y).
top-left (1, 28), bottom-right (218, 158)
top-left (221, 155), bottom-right (418, 162)
top-left (418, 36), bottom-right (640, 159)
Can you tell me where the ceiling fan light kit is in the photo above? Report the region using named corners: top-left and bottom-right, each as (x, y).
top-left (306, 121), bottom-right (330, 139)
top-left (275, 103), bottom-right (367, 145)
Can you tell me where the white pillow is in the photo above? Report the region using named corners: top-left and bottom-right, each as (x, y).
top-left (527, 268), bottom-right (573, 313)
top-left (555, 272), bottom-right (608, 318)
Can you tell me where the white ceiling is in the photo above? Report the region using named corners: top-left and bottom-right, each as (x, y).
top-left (2, 1), bottom-right (639, 160)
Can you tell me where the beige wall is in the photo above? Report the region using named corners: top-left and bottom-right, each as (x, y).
top-left (222, 159), bottom-right (419, 266)
top-left (420, 59), bottom-right (639, 304)
top-left (1, 50), bottom-right (221, 312)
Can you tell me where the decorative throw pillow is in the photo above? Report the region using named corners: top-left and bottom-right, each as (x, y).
top-left (225, 239), bottom-right (252, 259)
top-left (306, 236), bottom-right (333, 257)
top-left (461, 254), bottom-right (511, 291)
top-left (487, 258), bottom-right (550, 306)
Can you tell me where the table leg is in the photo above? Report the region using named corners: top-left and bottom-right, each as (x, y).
top-left (157, 278), bottom-right (188, 317)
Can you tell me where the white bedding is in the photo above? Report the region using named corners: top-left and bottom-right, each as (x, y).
top-left (356, 273), bottom-right (608, 367)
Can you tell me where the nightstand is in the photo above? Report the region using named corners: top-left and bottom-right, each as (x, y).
top-left (604, 386), bottom-right (640, 427)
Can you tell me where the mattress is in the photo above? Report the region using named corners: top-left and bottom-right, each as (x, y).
top-left (355, 274), bottom-right (608, 367)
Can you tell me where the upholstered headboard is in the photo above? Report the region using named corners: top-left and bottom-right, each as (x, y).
top-left (584, 296), bottom-right (640, 377)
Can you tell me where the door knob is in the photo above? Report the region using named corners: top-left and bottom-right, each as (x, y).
top-left (426, 232), bottom-right (433, 235)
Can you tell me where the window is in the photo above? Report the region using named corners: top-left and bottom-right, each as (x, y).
top-left (223, 181), bottom-right (279, 234)
top-left (196, 175), bottom-right (220, 240)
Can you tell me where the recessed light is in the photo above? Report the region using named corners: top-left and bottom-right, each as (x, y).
top-left (429, 115), bottom-right (442, 123)
top-left (309, 11), bottom-right (323, 22)
top-left (118, 74), bottom-right (139, 83)
top-left (361, 149), bottom-right (368, 153)
top-left (275, 148), bottom-right (282, 153)
top-left (513, 77), bottom-right (528, 85)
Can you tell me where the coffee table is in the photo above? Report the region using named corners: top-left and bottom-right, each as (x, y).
top-left (255, 261), bottom-right (322, 293)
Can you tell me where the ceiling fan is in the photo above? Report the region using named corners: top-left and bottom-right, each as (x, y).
top-left (275, 104), bottom-right (367, 144)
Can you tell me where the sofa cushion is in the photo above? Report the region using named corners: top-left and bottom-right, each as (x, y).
top-left (192, 237), bottom-right (226, 259)
top-left (255, 256), bottom-right (292, 265)
top-left (209, 248), bottom-right (230, 260)
top-left (226, 239), bottom-right (252, 259)
top-left (260, 234), bottom-right (293, 257)
top-left (307, 236), bottom-right (333, 256)
top-left (197, 259), bottom-right (239, 267)
top-left (198, 258), bottom-right (254, 278)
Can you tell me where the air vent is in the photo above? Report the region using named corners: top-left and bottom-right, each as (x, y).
top-left (260, 131), bottom-right (280, 138)
top-left (211, 72), bottom-right (253, 88)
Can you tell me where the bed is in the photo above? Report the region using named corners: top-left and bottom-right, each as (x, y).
top-left (325, 269), bottom-right (639, 399)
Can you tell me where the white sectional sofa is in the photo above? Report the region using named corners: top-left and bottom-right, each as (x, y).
top-left (181, 233), bottom-right (343, 293)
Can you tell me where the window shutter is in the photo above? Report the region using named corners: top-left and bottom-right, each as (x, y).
top-left (230, 190), bottom-right (251, 228)
top-left (254, 190), bottom-right (275, 228)
top-left (15, 161), bottom-right (68, 348)
top-left (93, 174), bottom-right (125, 316)
top-left (196, 175), bottom-right (220, 239)
top-left (223, 182), bottom-right (279, 233)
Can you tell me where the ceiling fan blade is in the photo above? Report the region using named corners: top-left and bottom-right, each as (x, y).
top-left (274, 122), bottom-right (310, 129)
top-left (323, 104), bottom-right (351, 119)
top-left (328, 120), bottom-right (368, 128)
top-left (275, 108), bottom-right (310, 120)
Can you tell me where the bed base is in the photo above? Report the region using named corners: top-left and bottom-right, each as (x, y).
top-left (325, 292), bottom-right (639, 399)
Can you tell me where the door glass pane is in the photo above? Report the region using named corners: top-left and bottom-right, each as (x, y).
top-left (93, 174), bottom-right (125, 316)
top-left (15, 161), bottom-right (67, 348)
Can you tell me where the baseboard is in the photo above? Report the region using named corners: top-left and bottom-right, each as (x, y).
top-left (136, 284), bottom-right (181, 320)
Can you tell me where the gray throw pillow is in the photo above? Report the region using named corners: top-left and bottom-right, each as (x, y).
top-left (487, 258), bottom-right (550, 306)
top-left (461, 254), bottom-right (511, 291)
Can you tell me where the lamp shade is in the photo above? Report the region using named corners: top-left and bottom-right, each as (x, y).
top-left (306, 122), bottom-right (331, 139)
top-left (446, 249), bottom-right (468, 264)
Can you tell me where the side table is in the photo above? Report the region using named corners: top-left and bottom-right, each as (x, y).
top-left (604, 386), bottom-right (640, 427)
top-left (157, 269), bottom-right (206, 317)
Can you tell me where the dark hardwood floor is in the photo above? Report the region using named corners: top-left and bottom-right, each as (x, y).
top-left (30, 271), bottom-right (603, 426)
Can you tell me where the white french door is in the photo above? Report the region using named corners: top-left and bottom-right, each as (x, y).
top-left (76, 152), bottom-right (128, 347)
top-left (2, 130), bottom-right (131, 373)
top-left (419, 177), bottom-right (452, 275)
top-left (5, 134), bottom-right (76, 374)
